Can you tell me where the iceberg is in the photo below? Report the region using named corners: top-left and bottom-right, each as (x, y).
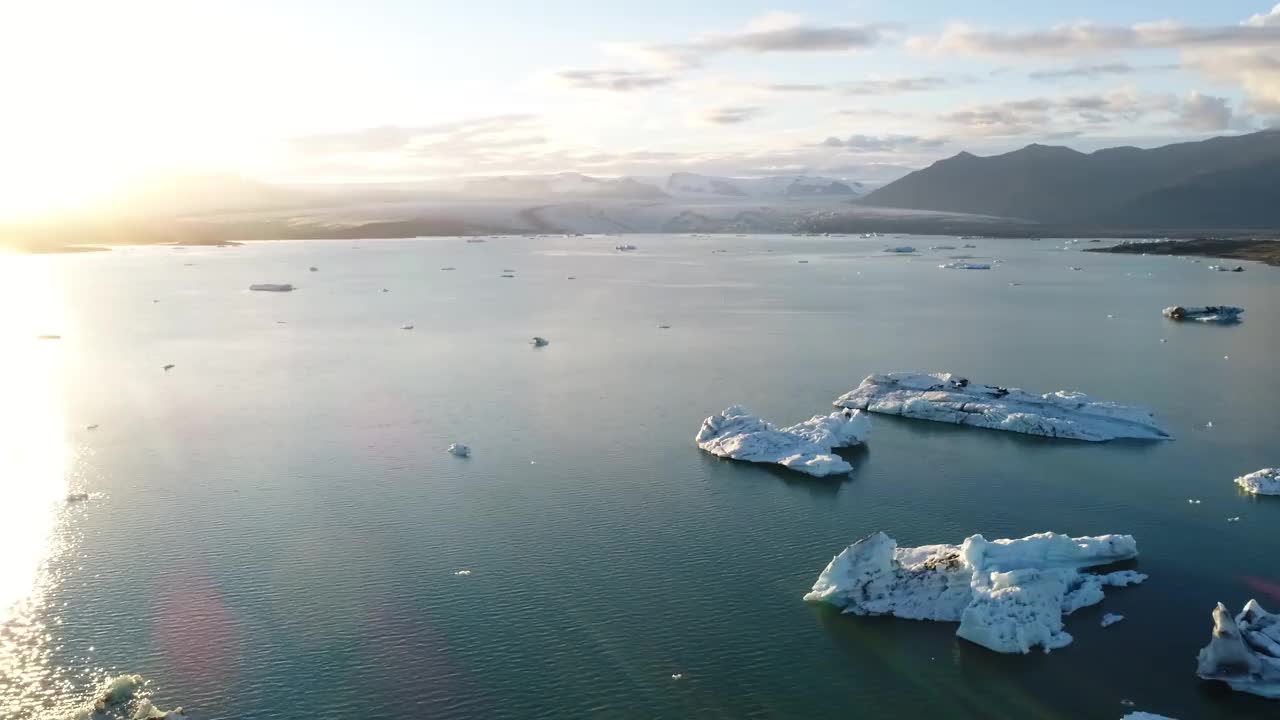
top-left (834, 373), bottom-right (1171, 442)
top-left (939, 262), bottom-right (992, 270)
top-left (1235, 468), bottom-right (1280, 496)
top-left (1161, 306), bottom-right (1243, 324)
top-left (447, 443), bottom-right (471, 458)
top-left (695, 405), bottom-right (870, 477)
top-left (65, 674), bottom-right (186, 720)
top-left (884, 246), bottom-right (916, 253)
top-left (804, 531), bottom-right (1145, 654)
top-left (531, 336), bottom-right (550, 347)
top-left (1196, 600), bottom-right (1280, 699)
top-left (249, 283), bottom-right (294, 292)
top-left (1101, 613), bottom-right (1125, 627)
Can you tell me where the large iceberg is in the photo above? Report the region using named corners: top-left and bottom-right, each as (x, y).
top-left (834, 373), bottom-right (1171, 442)
top-left (805, 531), bottom-right (1145, 654)
top-left (1196, 600), bottom-right (1280, 699)
top-left (1235, 468), bottom-right (1280, 495)
top-left (1162, 306), bottom-right (1243, 324)
top-left (695, 405), bottom-right (870, 477)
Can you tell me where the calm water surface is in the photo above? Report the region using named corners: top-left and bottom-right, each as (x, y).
top-left (2, 235), bottom-right (1278, 719)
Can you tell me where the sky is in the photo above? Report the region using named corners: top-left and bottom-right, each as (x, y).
top-left (1, 0), bottom-right (1279, 215)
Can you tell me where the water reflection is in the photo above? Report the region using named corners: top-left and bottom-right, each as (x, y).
top-left (0, 255), bottom-right (76, 717)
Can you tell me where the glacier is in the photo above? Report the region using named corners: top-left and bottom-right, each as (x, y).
top-left (834, 372), bottom-right (1171, 442)
top-left (1196, 600), bottom-right (1280, 699)
top-left (1162, 306), bottom-right (1243, 324)
top-left (695, 405), bottom-right (870, 477)
top-left (1235, 468), bottom-right (1280, 495)
top-left (804, 531), bottom-right (1145, 654)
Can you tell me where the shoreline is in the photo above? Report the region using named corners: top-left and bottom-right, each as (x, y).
top-left (1085, 238), bottom-right (1280, 267)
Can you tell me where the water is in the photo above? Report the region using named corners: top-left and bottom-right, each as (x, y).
top-left (2, 235), bottom-right (1278, 719)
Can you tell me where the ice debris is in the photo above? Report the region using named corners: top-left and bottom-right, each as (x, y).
top-left (1101, 613), bottom-right (1125, 627)
top-left (249, 283), bottom-right (294, 292)
top-left (1196, 600), bottom-right (1280, 698)
top-left (447, 443), bottom-right (471, 458)
top-left (1161, 306), bottom-right (1243, 324)
top-left (65, 674), bottom-right (186, 720)
top-left (834, 373), bottom-right (1170, 442)
top-left (1235, 468), bottom-right (1280, 496)
top-left (162, 364), bottom-right (175, 372)
top-left (695, 405), bottom-right (870, 477)
top-left (531, 336), bottom-right (549, 347)
top-left (400, 325), bottom-right (414, 330)
top-left (804, 531), bottom-right (1146, 654)
top-left (939, 262), bottom-right (992, 270)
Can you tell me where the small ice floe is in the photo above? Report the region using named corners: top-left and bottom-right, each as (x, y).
top-left (86, 424), bottom-right (99, 430)
top-left (798, 260), bottom-right (809, 264)
top-left (531, 336), bottom-right (549, 347)
top-left (834, 373), bottom-right (1170, 441)
top-left (465, 237), bottom-right (486, 243)
top-left (695, 405), bottom-right (870, 477)
top-left (502, 269), bottom-right (516, 273)
top-left (883, 246), bottom-right (916, 253)
top-left (500, 274), bottom-right (515, 278)
top-left (804, 531), bottom-right (1146, 654)
top-left (1188, 499), bottom-right (1202, 504)
top-left (930, 245), bottom-right (957, 250)
top-left (1235, 468), bottom-right (1280, 496)
top-left (1120, 699), bottom-right (1136, 707)
top-left (567, 276), bottom-right (576, 280)
top-left (1101, 613), bottom-right (1125, 627)
top-left (1196, 600), bottom-right (1280, 698)
top-left (1009, 282), bottom-right (1022, 286)
top-left (657, 324), bottom-right (671, 329)
top-left (1160, 339), bottom-right (1168, 343)
top-left (1227, 516), bottom-right (1241, 523)
top-left (1161, 306), bottom-right (1243, 324)
top-left (440, 266), bottom-right (456, 271)
top-left (615, 243), bottom-right (638, 251)
top-left (66, 492), bottom-right (91, 503)
top-left (400, 325), bottom-right (414, 330)
top-left (447, 443), bottom-right (471, 458)
top-left (454, 569), bottom-right (472, 576)
top-left (309, 266), bottom-right (318, 272)
top-left (1205, 421), bottom-right (1213, 429)
top-left (249, 283), bottom-right (294, 292)
top-left (670, 673), bottom-right (684, 681)
top-left (1070, 266), bottom-right (1083, 271)
top-left (939, 262), bottom-right (991, 270)
top-left (162, 364), bottom-right (175, 372)
top-left (381, 288), bottom-right (389, 293)
top-left (962, 243), bottom-right (978, 248)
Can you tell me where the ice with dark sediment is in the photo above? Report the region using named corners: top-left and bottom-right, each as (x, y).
top-left (1196, 600), bottom-right (1280, 698)
top-left (1162, 306), bottom-right (1243, 324)
top-left (695, 405), bottom-right (870, 477)
top-left (804, 531), bottom-right (1145, 653)
top-left (834, 372), bottom-right (1171, 441)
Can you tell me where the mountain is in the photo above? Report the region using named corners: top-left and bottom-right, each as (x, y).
top-left (462, 172), bottom-right (668, 199)
top-left (862, 130), bottom-right (1280, 228)
top-left (662, 172), bottom-right (862, 198)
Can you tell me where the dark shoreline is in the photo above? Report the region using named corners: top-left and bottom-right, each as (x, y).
top-left (1084, 238), bottom-right (1280, 267)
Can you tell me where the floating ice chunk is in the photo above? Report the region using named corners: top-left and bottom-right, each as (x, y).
top-left (804, 531), bottom-right (1144, 654)
top-left (454, 569), bottom-right (472, 576)
top-left (1196, 600), bottom-right (1280, 699)
top-left (440, 266), bottom-right (456, 271)
top-left (930, 245), bottom-right (957, 250)
top-left (309, 266), bottom-right (318, 272)
top-left (797, 260), bottom-right (809, 264)
top-left (615, 243), bottom-right (638, 251)
top-left (1188, 499), bottom-right (1201, 504)
top-left (939, 262), bottom-right (992, 270)
top-left (66, 492), bottom-right (91, 503)
top-left (834, 373), bottom-right (1170, 442)
top-left (400, 325), bottom-right (414, 330)
top-left (447, 443), bottom-right (471, 458)
top-left (695, 405), bottom-right (870, 477)
top-left (1162, 306), bottom-right (1243, 324)
top-left (531, 336), bottom-right (549, 347)
top-left (1227, 516), bottom-right (1241, 522)
top-left (657, 324), bottom-right (671, 329)
top-left (65, 674), bottom-right (186, 720)
top-left (249, 283), bottom-right (294, 292)
top-left (1235, 468), bottom-right (1280, 496)
top-left (1102, 613), bottom-right (1125, 627)
top-left (162, 364), bottom-right (175, 372)
top-left (884, 246), bottom-right (916, 253)
top-left (963, 243), bottom-right (978, 248)
top-left (1121, 713), bottom-right (1177, 719)
top-left (86, 424), bottom-right (99, 430)
top-left (1070, 266), bottom-right (1083, 271)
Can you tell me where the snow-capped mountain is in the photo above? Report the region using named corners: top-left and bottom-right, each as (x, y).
top-left (660, 172), bottom-right (863, 198)
top-left (463, 172), bottom-right (668, 199)
top-left (462, 171), bottom-right (864, 200)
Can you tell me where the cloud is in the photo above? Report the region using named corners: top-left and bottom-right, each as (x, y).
top-left (1174, 91), bottom-right (1237, 131)
top-left (940, 90), bottom-right (1181, 136)
top-left (820, 134), bottom-right (948, 152)
top-left (909, 19), bottom-right (1280, 56)
top-left (761, 83), bottom-right (832, 93)
top-left (1028, 63), bottom-right (1141, 80)
top-left (554, 69), bottom-right (674, 92)
top-left (842, 75), bottom-right (959, 96)
top-left (292, 114), bottom-right (539, 154)
top-left (704, 106), bottom-right (766, 125)
top-left (624, 14), bottom-right (890, 70)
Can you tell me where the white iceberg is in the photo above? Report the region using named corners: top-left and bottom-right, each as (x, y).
top-left (249, 283), bottom-right (294, 292)
top-left (1162, 306), bottom-right (1243, 324)
top-left (695, 405), bottom-right (870, 477)
top-left (1196, 600), bottom-right (1280, 699)
top-left (884, 246), bottom-right (916, 253)
top-left (1101, 613), bottom-right (1125, 627)
top-left (834, 373), bottom-right (1171, 442)
top-left (939, 262), bottom-right (992, 270)
top-left (804, 531), bottom-right (1145, 654)
top-left (447, 443), bottom-right (471, 458)
top-left (1235, 468), bottom-right (1280, 496)
top-left (65, 674), bottom-right (186, 720)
